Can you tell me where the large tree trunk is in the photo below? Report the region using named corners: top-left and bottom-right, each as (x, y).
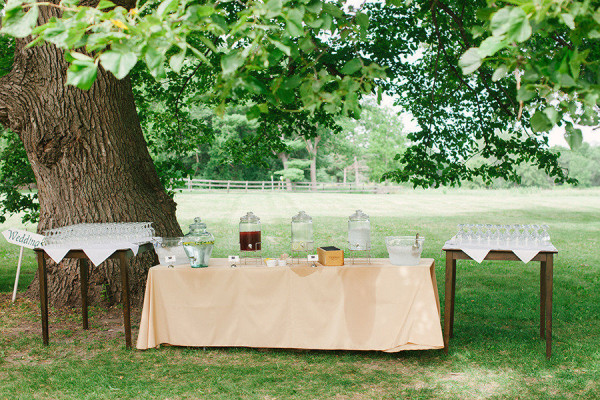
top-left (0, 2), bottom-right (182, 307)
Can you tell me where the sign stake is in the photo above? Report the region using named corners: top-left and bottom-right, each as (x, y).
top-left (12, 246), bottom-right (24, 303)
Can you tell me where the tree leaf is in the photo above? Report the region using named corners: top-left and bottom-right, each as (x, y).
top-left (560, 13), bottom-right (575, 30)
top-left (470, 26), bottom-right (484, 38)
top-left (157, 0), bottom-right (178, 18)
top-left (277, 88), bottom-right (295, 104)
top-left (210, 14), bottom-right (228, 32)
top-left (0, 4), bottom-right (38, 38)
top-left (97, 0), bottom-right (115, 10)
top-left (491, 7), bottom-right (531, 42)
top-left (530, 110), bottom-right (553, 132)
top-left (197, 35), bottom-right (217, 52)
top-left (356, 12), bottom-right (369, 29)
top-left (242, 76), bottom-right (267, 94)
top-left (169, 49), bottom-right (186, 73)
top-left (305, 0), bottom-right (322, 14)
top-left (265, 0), bottom-right (282, 17)
top-left (517, 86), bottom-right (536, 102)
top-left (282, 75), bottom-right (302, 90)
top-left (195, 5), bottom-right (214, 17)
top-left (66, 59), bottom-right (98, 90)
top-left (246, 105), bottom-right (261, 120)
top-left (543, 107), bottom-right (559, 125)
top-left (594, 8), bottom-right (600, 24)
top-left (564, 123), bottom-right (583, 149)
top-left (188, 46), bottom-right (211, 66)
top-left (340, 58), bottom-right (362, 75)
top-left (220, 50), bottom-right (245, 76)
top-left (270, 39), bottom-right (291, 56)
top-left (478, 36), bottom-right (505, 58)
top-left (68, 52), bottom-right (94, 62)
top-left (286, 8), bottom-right (305, 37)
top-left (490, 7), bottom-right (512, 36)
top-left (99, 50), bottom-right (138, 80)
top-left (144, 45), bottom-right (166, 79)
top-left (458, 48), bottom-right (482, 75)
top-left (299, 37), bottom-right (315, 53)
top-left (492, 64), bottom-right (508, 81)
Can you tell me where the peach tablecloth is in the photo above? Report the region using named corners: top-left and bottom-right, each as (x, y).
top-left (136, 258), bottom-right (443, 352)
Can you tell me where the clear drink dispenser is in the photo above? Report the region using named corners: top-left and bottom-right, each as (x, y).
top-left (291, 211), bottom-right (314, 251)
top-left (348, 209), bottom-right (371, 251)
top-left (182, 217), bottom-right (214, 268)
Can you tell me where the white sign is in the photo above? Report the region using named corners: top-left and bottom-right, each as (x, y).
top-left (2, 229), bottom-right (44, 303)
top-left (2, 229), bottom-right (44, 249)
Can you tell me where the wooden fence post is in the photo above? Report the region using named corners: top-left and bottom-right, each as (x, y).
top-left (227, 181), bottom-right (231, 193)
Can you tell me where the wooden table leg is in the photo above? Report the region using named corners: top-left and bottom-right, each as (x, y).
top-left (37, 252), bottom-right (49, 346)
top-left (79, 259), bottom-right (89, 330)
top-left (444, 251), bottom-right (455, 354)
top-left (450, 258), bottom-right (457, 338)
top-left (118, 251), bottom-right (132, 349)
top-left (545, 254), bottom-right (553, 358)
top-left (540, 260), bottom-right (546, 339)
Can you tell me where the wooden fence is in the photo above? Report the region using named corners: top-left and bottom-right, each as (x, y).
top-left (179, 178), bottom-right (401, 194)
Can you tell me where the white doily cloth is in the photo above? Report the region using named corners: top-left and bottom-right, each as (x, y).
top-left (39, 241), bottom-right (150, 266)
top-left (443, 239), bottom-right (557, 263)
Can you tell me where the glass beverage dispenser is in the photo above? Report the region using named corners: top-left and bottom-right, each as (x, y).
top-left (348, 209), bottom-right (371, 251)
top-left (239, 211), bottom-right (261, 251)
top-left (182, 217), bottom-right (215, 268)
top-left (291, 211), bottom-right (314, 251)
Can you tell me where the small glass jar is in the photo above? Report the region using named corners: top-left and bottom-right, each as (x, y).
top-left (182, 217), bottom-right (215, 268)
top-left (291, 211), bottom-right (314, 251)
top-left (239, 211), bottom-right (261, 251)
top-left (348, 209), bottom-right (371, 251)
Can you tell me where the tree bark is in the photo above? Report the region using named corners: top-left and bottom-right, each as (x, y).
top-left (0, 3), bottom-right (182, 307)
top-left (303, 136), bottom-right (320, 191)
top-left (276, 152), bottom-right (293, 191)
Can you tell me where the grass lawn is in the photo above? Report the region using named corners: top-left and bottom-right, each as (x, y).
top-left (1, 188), bottom-right (599, 399)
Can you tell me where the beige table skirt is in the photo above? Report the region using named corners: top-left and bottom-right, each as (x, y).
top-left (136, 258), bottom-right (443, 352)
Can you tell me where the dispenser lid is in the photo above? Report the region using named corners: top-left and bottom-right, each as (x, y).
top-left (349, 209), bottom-right (369, 221)
top-left (240, 211), bottom-right (260, 223)
top-left (292, 210), bottom-right (312, 222)
top-left (189, 217), bottom-right (207, 231)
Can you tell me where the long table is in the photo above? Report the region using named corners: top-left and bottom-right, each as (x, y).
top-left (137, 258), bottom-right (443, 352)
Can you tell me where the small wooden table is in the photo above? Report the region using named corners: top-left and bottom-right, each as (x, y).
top-left (442, 249), bottom-right (557, 358)
top-left (34, 243), bottom-right (154, 349)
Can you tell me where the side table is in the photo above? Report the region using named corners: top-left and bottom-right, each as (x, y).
top-left (442, 249), bottom-right (557, 358)
top-left (34, 243), bottom-right (154, 349)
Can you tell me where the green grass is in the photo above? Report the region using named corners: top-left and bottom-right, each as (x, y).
top-left (1, 187), bottom-right (600, 399)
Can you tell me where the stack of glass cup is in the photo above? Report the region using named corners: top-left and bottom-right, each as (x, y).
top-left (452, 224), bottom-right (551, 247)
top-left (42, 222), bottom-right (155, 246)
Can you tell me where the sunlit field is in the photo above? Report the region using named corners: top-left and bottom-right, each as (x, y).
top-left (1, 188), bottom-right (599, 399)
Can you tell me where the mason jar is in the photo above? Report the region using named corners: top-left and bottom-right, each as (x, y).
top-left (291, 211), bottom-right (314, 251)
top-left (239, 211), bottom-right (261, 251)
top-left (348, 209), bottom-right (371, 251)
